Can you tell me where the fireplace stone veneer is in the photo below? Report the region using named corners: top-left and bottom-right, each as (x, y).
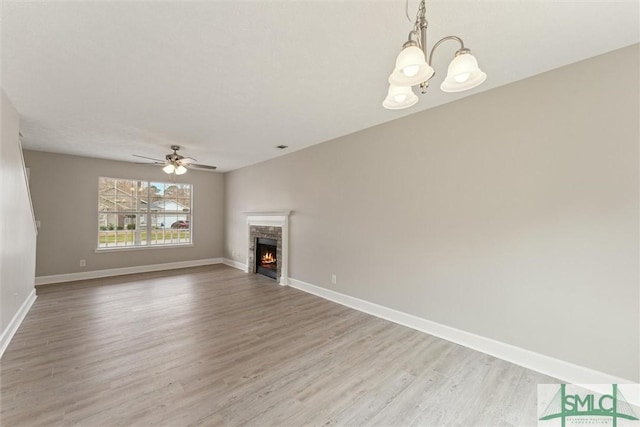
top-left (245, 212), bottom-right (290, 286)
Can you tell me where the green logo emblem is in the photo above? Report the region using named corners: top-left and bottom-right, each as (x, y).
top-left (539, 384), bottom-right (638, 427)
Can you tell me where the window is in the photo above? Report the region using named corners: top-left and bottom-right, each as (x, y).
top-left (98, 177), bottom-right (192, 249)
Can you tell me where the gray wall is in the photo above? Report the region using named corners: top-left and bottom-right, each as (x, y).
top-left (23, 150), bottom-right (224, 277)
top-left (225, 45), bottom-right (640, 381)
top-left (1, 90), bottom-right (37, 340)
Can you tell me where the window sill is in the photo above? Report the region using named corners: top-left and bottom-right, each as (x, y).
top-left (95, 243), bottom-right (194, 253)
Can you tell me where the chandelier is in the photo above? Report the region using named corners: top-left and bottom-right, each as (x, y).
top-left (383, 0), bottom-right (487, 110)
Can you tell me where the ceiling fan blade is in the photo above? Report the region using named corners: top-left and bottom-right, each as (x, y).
top-left (133, 154), bottom-right (165, 162)
top-left (134, 161), bottom-right (165, 165)
top-left (179, 157), bottom-right (198, 165)
top-left (188, 163), bottom-right (217, 171)
top-left (134, 148), bottom-right (214, 171)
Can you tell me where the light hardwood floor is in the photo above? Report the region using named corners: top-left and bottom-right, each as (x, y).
top-left (1, 265), bottom-right (557, 426)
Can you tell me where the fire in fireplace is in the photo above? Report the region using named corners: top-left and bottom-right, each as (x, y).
top-left (255, 237), bottom-right (277, 280)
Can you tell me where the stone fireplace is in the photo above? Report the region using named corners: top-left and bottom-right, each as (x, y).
top-left (245, 212), bottom-right (290, 286)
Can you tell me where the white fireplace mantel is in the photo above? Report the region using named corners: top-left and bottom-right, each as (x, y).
top-left (245, 211), bottom-right (290, 286)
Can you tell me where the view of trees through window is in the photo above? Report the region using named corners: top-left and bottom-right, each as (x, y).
top-left (98, 177), bottom-right (192, 248)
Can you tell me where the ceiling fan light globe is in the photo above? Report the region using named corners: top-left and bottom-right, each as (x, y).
top-left (163, 164), bottom-right (175, 174)
top-left (175, 165), bottom-right (188, 175)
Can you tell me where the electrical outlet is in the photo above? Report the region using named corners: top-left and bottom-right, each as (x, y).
top-left (331, 274), bottom-right (337, 285)
top-left (79, 259), bottom-right (86, 267)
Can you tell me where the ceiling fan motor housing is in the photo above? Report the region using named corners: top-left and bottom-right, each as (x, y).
top-left (167, 145), bottom-right (184, 163)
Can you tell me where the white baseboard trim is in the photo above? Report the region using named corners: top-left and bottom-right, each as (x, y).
top-left (222, 258), bottom-right (248, 272)
top-left (35, 258), bottom-right (224, 286)
top-left (288, 278), bottom-right (633, 385)
top-left (0, 289), bottom-right (37, 359)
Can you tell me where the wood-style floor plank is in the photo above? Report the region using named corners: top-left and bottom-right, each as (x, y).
top-left (0, 265), bottom-right (558, 426)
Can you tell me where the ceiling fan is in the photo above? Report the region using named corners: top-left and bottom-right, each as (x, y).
top-left (133, 145), bottom-right (217, 175)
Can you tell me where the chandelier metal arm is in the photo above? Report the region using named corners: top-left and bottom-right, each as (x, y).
top-left (407, 30), bottom-right (419, 45)
top-left (428, 35), bottom-right (465, 66)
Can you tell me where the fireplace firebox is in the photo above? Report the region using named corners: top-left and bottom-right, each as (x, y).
top-left (255, 238), bottom-right (278, 280)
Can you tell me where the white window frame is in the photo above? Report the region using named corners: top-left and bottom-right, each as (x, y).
top-left (97, 177), bottom-right (193, 251)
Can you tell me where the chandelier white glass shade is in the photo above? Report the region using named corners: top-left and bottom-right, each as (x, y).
top-left (440, 48), bottom-right (486, 92)
top-left (383, 0), bottom-right (486, 110)
top-left (383, 84), bottom-right (419, 109)
top-left (388, 41), bottom-right (434, 87)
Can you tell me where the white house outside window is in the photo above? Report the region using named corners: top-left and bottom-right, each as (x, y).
top-left (98, 177), bottom-right (192, 249)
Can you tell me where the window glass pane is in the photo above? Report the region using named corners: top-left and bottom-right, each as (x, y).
top-left (149, 214), bottom-right (160, 229)
top-left (164, 184), bottom-right (178, 199)
top-left (99, 193), bottom-right (117, 211)
top-left (115, 215), bottom-right (126, 230)
top-left (150, 182), bottom-right (164, 198)
top-left (180, 214), bottom-right (191, 243)
top-left (98, 213), bottom-right (108, 248)
top-left (178, 198), bottom-right (191, 211)
top-left (124, 214), bottom-right (136, 230)
top-left (149, 200), bottom-right (161, 212)
top-left (125, 180), bottom-right (137, 195)
top-left (115, 179), bottom-right (134, 195)
top-left (99, 177), bottom-right (116, 195)
top-left (116, 197), bottom-right (134, 211)
top-left (175, 184), bottom-right (190, 198)
top-left (163, 199), bottom-right (179, 212)
top-left (137, 181), bottom-right (149, 211)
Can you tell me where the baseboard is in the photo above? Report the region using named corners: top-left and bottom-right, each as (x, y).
top-left (0, 289), bottom-right (37, 359)
top-left (222, 258), bottom-right (248, 272)
top-left (35, 258), bottom-right (224, 285)
top-left (288, 278), bottom-right (634, 385)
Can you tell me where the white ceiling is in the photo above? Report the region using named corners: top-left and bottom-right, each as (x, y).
top-left (2, 1), bottom-right (639, 172)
